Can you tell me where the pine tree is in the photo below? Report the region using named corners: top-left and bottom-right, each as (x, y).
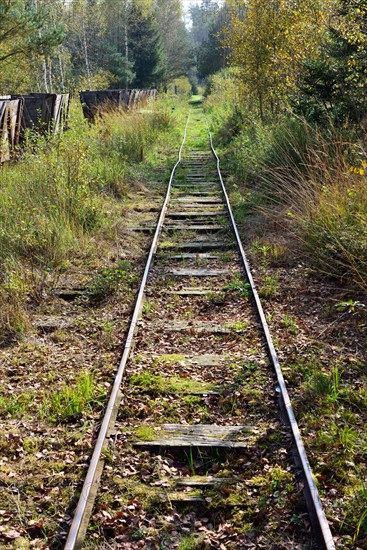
top-left (128, 4), bottom-right (164, 88)
top-left (0, 0), bottom-right (64, 64)
top-left (296, 0), bottom-right (367, 123)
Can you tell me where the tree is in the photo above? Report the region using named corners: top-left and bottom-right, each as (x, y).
top-left (0, 0), bottom-right (63, 64)
top-left (128, 3), bottom-right (164, 87)
top-left (156, 0), bottom-right (193, 85)
top-left (64, 0), bottom-right (108, 89)
top-left (197, 3), bottom-right (229, 79)
top-left (224, 0), bottom-right (331, 119)
top-left (296, 0), bottom-right (367, 123)
top-left (0, 0), bottom-right (192, 92)
top-left (189, 0), bottom-right (220, 49)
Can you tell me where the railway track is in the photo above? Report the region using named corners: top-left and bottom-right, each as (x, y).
top-left (65, 105), bottom-right (335, 549)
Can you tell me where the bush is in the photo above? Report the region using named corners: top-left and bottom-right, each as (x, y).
top-left (208, 91), bottom-right (367, 289)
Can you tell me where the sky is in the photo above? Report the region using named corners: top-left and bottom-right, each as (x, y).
top-left (182, 0), bottom-right (197, 27)
top-left (182, 0), bottom-right (224, 27)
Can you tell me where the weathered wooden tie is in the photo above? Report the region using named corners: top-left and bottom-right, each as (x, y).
top-left (134, 424), bottom-right (253, 449)
top-left (168, 268), bottom-right (230, 276)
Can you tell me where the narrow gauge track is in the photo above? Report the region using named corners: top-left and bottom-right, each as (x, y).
top-left (65, 106), bottom-right (335, 549)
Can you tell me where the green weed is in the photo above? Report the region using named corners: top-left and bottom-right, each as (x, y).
top-left (224, 274), bottom-right (251, 298)
top-left (87, 259), bottom-right (137, 301)
top-left (280, 314), bottom-right (299, 334)
top-left (142, 299), bottom-right (153, 315)
top-left (258, 274), bottom-right (279, 299)
top-left (0, 392), bottom-right (34, 418)
top-left (41, 371), bottom-right (105, 422)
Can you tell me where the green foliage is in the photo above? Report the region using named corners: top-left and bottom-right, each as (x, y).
top-left (0, 0), bottom-right (192, 92)
top-left (224, 275), bottom-right (251, 298)
top-left (42, 371), bottom-right (105, 422)
top-left (0, 0), bottom-right (64, 64)
top-left (197, 5), bottom-right (229, 79)
top-left (224, 0), bottom-right (329, 119)
top-left (210, 93), bottom-right (367, 289)
top-left (0, 259), bottom-right (29, 343)
top-left (100, 103), bottom-right (173, 164)
top-left (204, 68), bottom-right (242, 137)
top-left (128, 4), bottom-right (165, 88)
top-left (156, 0), bottom-right (193, 85)
top-left (0, 97), bottom-right (178, 339)
top-left (295, 1), bottom-right (367, 124)
top-left (0, 391), bottom-right (34, 419)
top-left (87, 260), bottom-right (137, 302)
top-left (336, 300), bottom-right (365, 315)
top-left (258, 274), bottom-right (279, 299)
top-left (129, 372), bottom-right (216, 395)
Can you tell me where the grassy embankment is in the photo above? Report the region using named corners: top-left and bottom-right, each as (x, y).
top-left (0, 95), bottom-right (188, 344)
top-left (205, 69), bottom-right (367, 293)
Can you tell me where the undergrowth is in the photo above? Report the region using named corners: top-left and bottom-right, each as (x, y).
top-left (206, 70), bottom-right (367, 291)
top-left (205, 69), bottom-right (367, 546)
top-left (0, 96), bottom-right (183, 341)
top-left (87, 259), bottom-right (137, 302)
top-left (41, 371), bottom-right (106, 422)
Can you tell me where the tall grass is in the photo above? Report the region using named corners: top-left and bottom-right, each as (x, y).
top-left (0, 97), bottom-right (177, 341)
top-left (254, 119), bottom-right (367, 290)
top-left (211, 104), bottom-right (367, 291)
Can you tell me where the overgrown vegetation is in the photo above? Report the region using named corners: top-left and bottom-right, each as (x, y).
top-left (203, 0), bottom-right (367, 292)
top-left (41, 371), bottom-right (105, 422)
top-left (129, 372), bottom-right (217, 395)
top-left (0, 0), bottom-right (192, 92)
top-left (206, 71), bottom-right (367, 291)
top-left (0, 96), bottom-right (184, 342)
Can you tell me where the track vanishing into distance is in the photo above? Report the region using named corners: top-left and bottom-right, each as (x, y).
top-left (65, 106), bottom-right (335, 549)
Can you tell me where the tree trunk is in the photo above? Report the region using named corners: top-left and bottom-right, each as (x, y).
top-left (82, 0), bottom-right (92, 89)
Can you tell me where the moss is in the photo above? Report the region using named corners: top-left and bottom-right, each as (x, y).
top-left (129, 372), bottom-right (217, 396)
top-left (178, 533), bottom-right (207, 549)
top-left (159, 240), bottom-right (176, 249)
top-left (134, 425), bottom-right (157, 441)
top-left (224, 321), bottom-right (249, 332)
top-left (153, 353), bottom-right (186, 365)
top-left (113, 477), bottom-right (164, 509)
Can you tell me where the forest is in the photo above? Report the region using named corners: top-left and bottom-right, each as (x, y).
top-left (0, 0), bottom-right (367, 548)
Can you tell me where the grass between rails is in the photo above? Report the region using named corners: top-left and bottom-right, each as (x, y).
top-left (0, 95), bottom-right (188, 343)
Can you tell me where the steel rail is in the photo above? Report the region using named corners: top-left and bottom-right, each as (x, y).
top-left (204, 115), bottom-right (335, 550)
top-left (64, 111), bottom-right (191, 550)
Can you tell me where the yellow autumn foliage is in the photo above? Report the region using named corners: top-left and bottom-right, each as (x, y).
top-left (224, 0), bottom-right (333, 118)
